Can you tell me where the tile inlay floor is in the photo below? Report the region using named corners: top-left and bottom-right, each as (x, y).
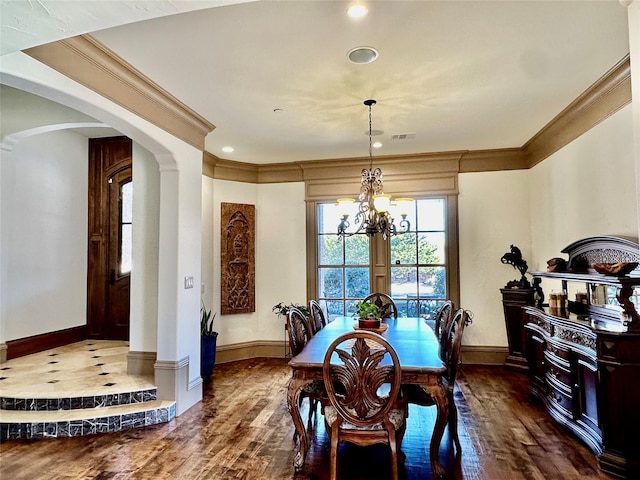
top-left (0, 341), bottom-right (155, 399)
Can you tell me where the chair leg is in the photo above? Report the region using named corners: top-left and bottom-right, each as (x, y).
top-left (388, 429), bottom-right (399, 480)
top-left (330, 423), bottom-right (340, 480)
top-left (448, 390), bottom-right (461, 453)
top-left (307, 398), bottom-right (317, 425)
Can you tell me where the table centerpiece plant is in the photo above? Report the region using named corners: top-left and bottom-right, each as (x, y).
top-left (355, 300), bottom-right (382, 329)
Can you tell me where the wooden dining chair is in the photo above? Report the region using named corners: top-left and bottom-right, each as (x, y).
top-left (323, 330), bottom-right (406, 480)
top-left (364, 292), bottom-right (398, 319)
top-left (308, 299), bottom-right (327, 335)
top-left (287, 307), bottom-right (325, 424)
top-left (402, 308), bottom-right (472, 453)
top-left (433, 300), bottom-right (455, 360)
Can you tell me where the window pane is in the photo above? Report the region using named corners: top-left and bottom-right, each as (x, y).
top-left (326, 300), bottom-right (344, 321)
top-left (121, 224), bottom-right (132, 274)
top-left (319, 268), bottom-right (343, 298)
top-left (345, 299), bottom-right (359, 317)
top-left (345, 267), bottom-right (370, 298)
top-left (416, 198), bottom-right (445, 231)
top-left (418, 232), bottom-right (445, 264)
top-left (419, 266), bottom-right (446, 298)
top-left (390, 232), bottom-right (417, 265)
top-left (391, 266), bottom-right (417, 297)
top-left (318, 202), bottom-right (342, 234)
top-left (319, 235), bottom-right (343, 264)
top-left (393, 201), bottom-right (416, 233)
top-left (345, 234), bottom-right (369, 265)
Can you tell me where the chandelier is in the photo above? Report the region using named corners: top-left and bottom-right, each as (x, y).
top-left (337, 99), bottom-right (413, 239)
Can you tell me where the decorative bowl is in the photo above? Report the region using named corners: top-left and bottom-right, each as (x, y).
top-left (593, 262), bottom-right (639, 276)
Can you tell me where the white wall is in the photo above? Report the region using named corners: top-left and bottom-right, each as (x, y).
top-left (529, 104), bottom-right (637, 271)
top-left (0, 129), bottom-right (88, 341)
top-left (202, 179), bottom-right (306, 346)
top-left (458, 169), bottom-right (531, 347)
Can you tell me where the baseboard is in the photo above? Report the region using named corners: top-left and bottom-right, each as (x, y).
top-left (461, 345), bottom-right (509, 365)
top-left (215, 340), bottom-right (288, 364)
top-left (5, 325), bottom-right (87, 360)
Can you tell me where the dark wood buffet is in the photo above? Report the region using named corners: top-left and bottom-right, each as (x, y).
top-left (522, 237), bottom-right (640, 479)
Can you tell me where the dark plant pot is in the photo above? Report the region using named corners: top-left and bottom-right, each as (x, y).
top-left (201, 333), bottom-right (218, 382)
top-left (358, 318), bottom-right (381, 329)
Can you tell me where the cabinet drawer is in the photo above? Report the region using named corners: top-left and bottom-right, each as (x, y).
top-left (546, 341), bottom-right (570, 363)
top-left (546, 357), bottom-right (572, 389)
top-left (548, 385), bottom-right (573, 417)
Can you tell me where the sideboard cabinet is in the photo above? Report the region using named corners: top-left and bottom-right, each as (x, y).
top-left (524, 236), bottom-right (640, 479)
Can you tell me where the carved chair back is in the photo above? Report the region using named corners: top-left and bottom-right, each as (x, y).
top-left (308, 299), bottom-right (327, 335)
top-left (364, 292), bottom-right (398, 319)
top-left (444, 308), bottom-right (472, 387)
top-left (287, 307), bottom-right (313, 357)
top-left (433, 300), bottom-right (455, 360)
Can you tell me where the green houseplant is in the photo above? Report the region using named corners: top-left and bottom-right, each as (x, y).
top-left (355, 300), bottom-right (381, 329)
top-left (201, 303), bottom-right (218, 382)
top-left (272, 301), bottom-right (310, 319)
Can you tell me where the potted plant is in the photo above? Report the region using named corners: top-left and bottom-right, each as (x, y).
top-left (356, 300), bottom-right (381, 329)
top-left (201, 303), bottom-right (218, 382)
top-left (272, 301), bottom-right (310, 319)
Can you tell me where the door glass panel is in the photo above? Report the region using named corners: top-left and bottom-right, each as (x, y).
top-left (120, 181), bottom-right (133, 274)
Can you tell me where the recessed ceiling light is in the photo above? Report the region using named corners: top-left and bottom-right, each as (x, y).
top-left (222, 146), bottom-right (234, 153)
top-left (348, 46), bottom-right (379, 64)
top-left (373, 141), bottom-right (382, 149)
top-left (347, 4), bottom-right (368, 18)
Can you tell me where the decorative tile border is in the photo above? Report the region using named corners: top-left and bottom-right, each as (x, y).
top-left (0, 403), bottom-right (175, 442)
top-left (0, 388), bottom-right (157, 411)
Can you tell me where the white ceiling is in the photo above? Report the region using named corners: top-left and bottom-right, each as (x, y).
top-left (1, 1), bottom-right (631, 165)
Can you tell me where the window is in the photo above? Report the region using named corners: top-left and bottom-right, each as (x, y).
top-left (317, 203), bottom-right (370, 320)
top-left (390, 198), bottom-right (447, 319)
top-left (315, 197), bottom-right (454, 321)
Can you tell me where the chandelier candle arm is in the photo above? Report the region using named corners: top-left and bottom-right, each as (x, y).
top-left (336, 99), bottom-right (413, 239)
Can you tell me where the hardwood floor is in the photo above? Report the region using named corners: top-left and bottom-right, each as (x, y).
top-left (0, 359), bottom-right (613, 480)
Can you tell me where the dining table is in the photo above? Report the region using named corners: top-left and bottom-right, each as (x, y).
top-left (287, 316), bottom-right (449, 477)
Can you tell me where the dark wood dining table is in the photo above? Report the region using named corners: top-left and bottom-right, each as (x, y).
top-left (287, 316), bottom-right (449, 477)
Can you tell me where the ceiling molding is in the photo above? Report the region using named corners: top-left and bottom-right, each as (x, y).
top-left (24, 34), bottom-right (215, 151)
top-left (459, 148), bottom-right (527, 173)
top-left (523, 54), bottom-right (631, 168)
top-left (22, 33), bottom-right (630, 178)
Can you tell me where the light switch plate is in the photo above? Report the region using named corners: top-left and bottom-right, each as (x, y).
top-left (184, 276), bottom-right (194, 289)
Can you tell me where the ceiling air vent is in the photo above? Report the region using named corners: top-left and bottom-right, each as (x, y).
top-left (391, 133), bottom-right (416, 140)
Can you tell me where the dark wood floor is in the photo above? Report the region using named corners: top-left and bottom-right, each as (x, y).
top-left (0, 358), bottom-right (613, 480)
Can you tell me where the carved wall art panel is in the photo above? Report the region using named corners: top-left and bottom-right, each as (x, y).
top-left (221, 203), bottom-right (255, 315)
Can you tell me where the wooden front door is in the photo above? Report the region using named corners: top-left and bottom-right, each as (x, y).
top-left (87, 136), bottom-right (132, 340)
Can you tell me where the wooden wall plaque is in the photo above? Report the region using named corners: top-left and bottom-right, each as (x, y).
top-left (220, 203), bottom-right (255, 314)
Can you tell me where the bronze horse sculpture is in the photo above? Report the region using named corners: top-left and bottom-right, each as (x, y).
top-left (501, 245), bottom-right (531, 288)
